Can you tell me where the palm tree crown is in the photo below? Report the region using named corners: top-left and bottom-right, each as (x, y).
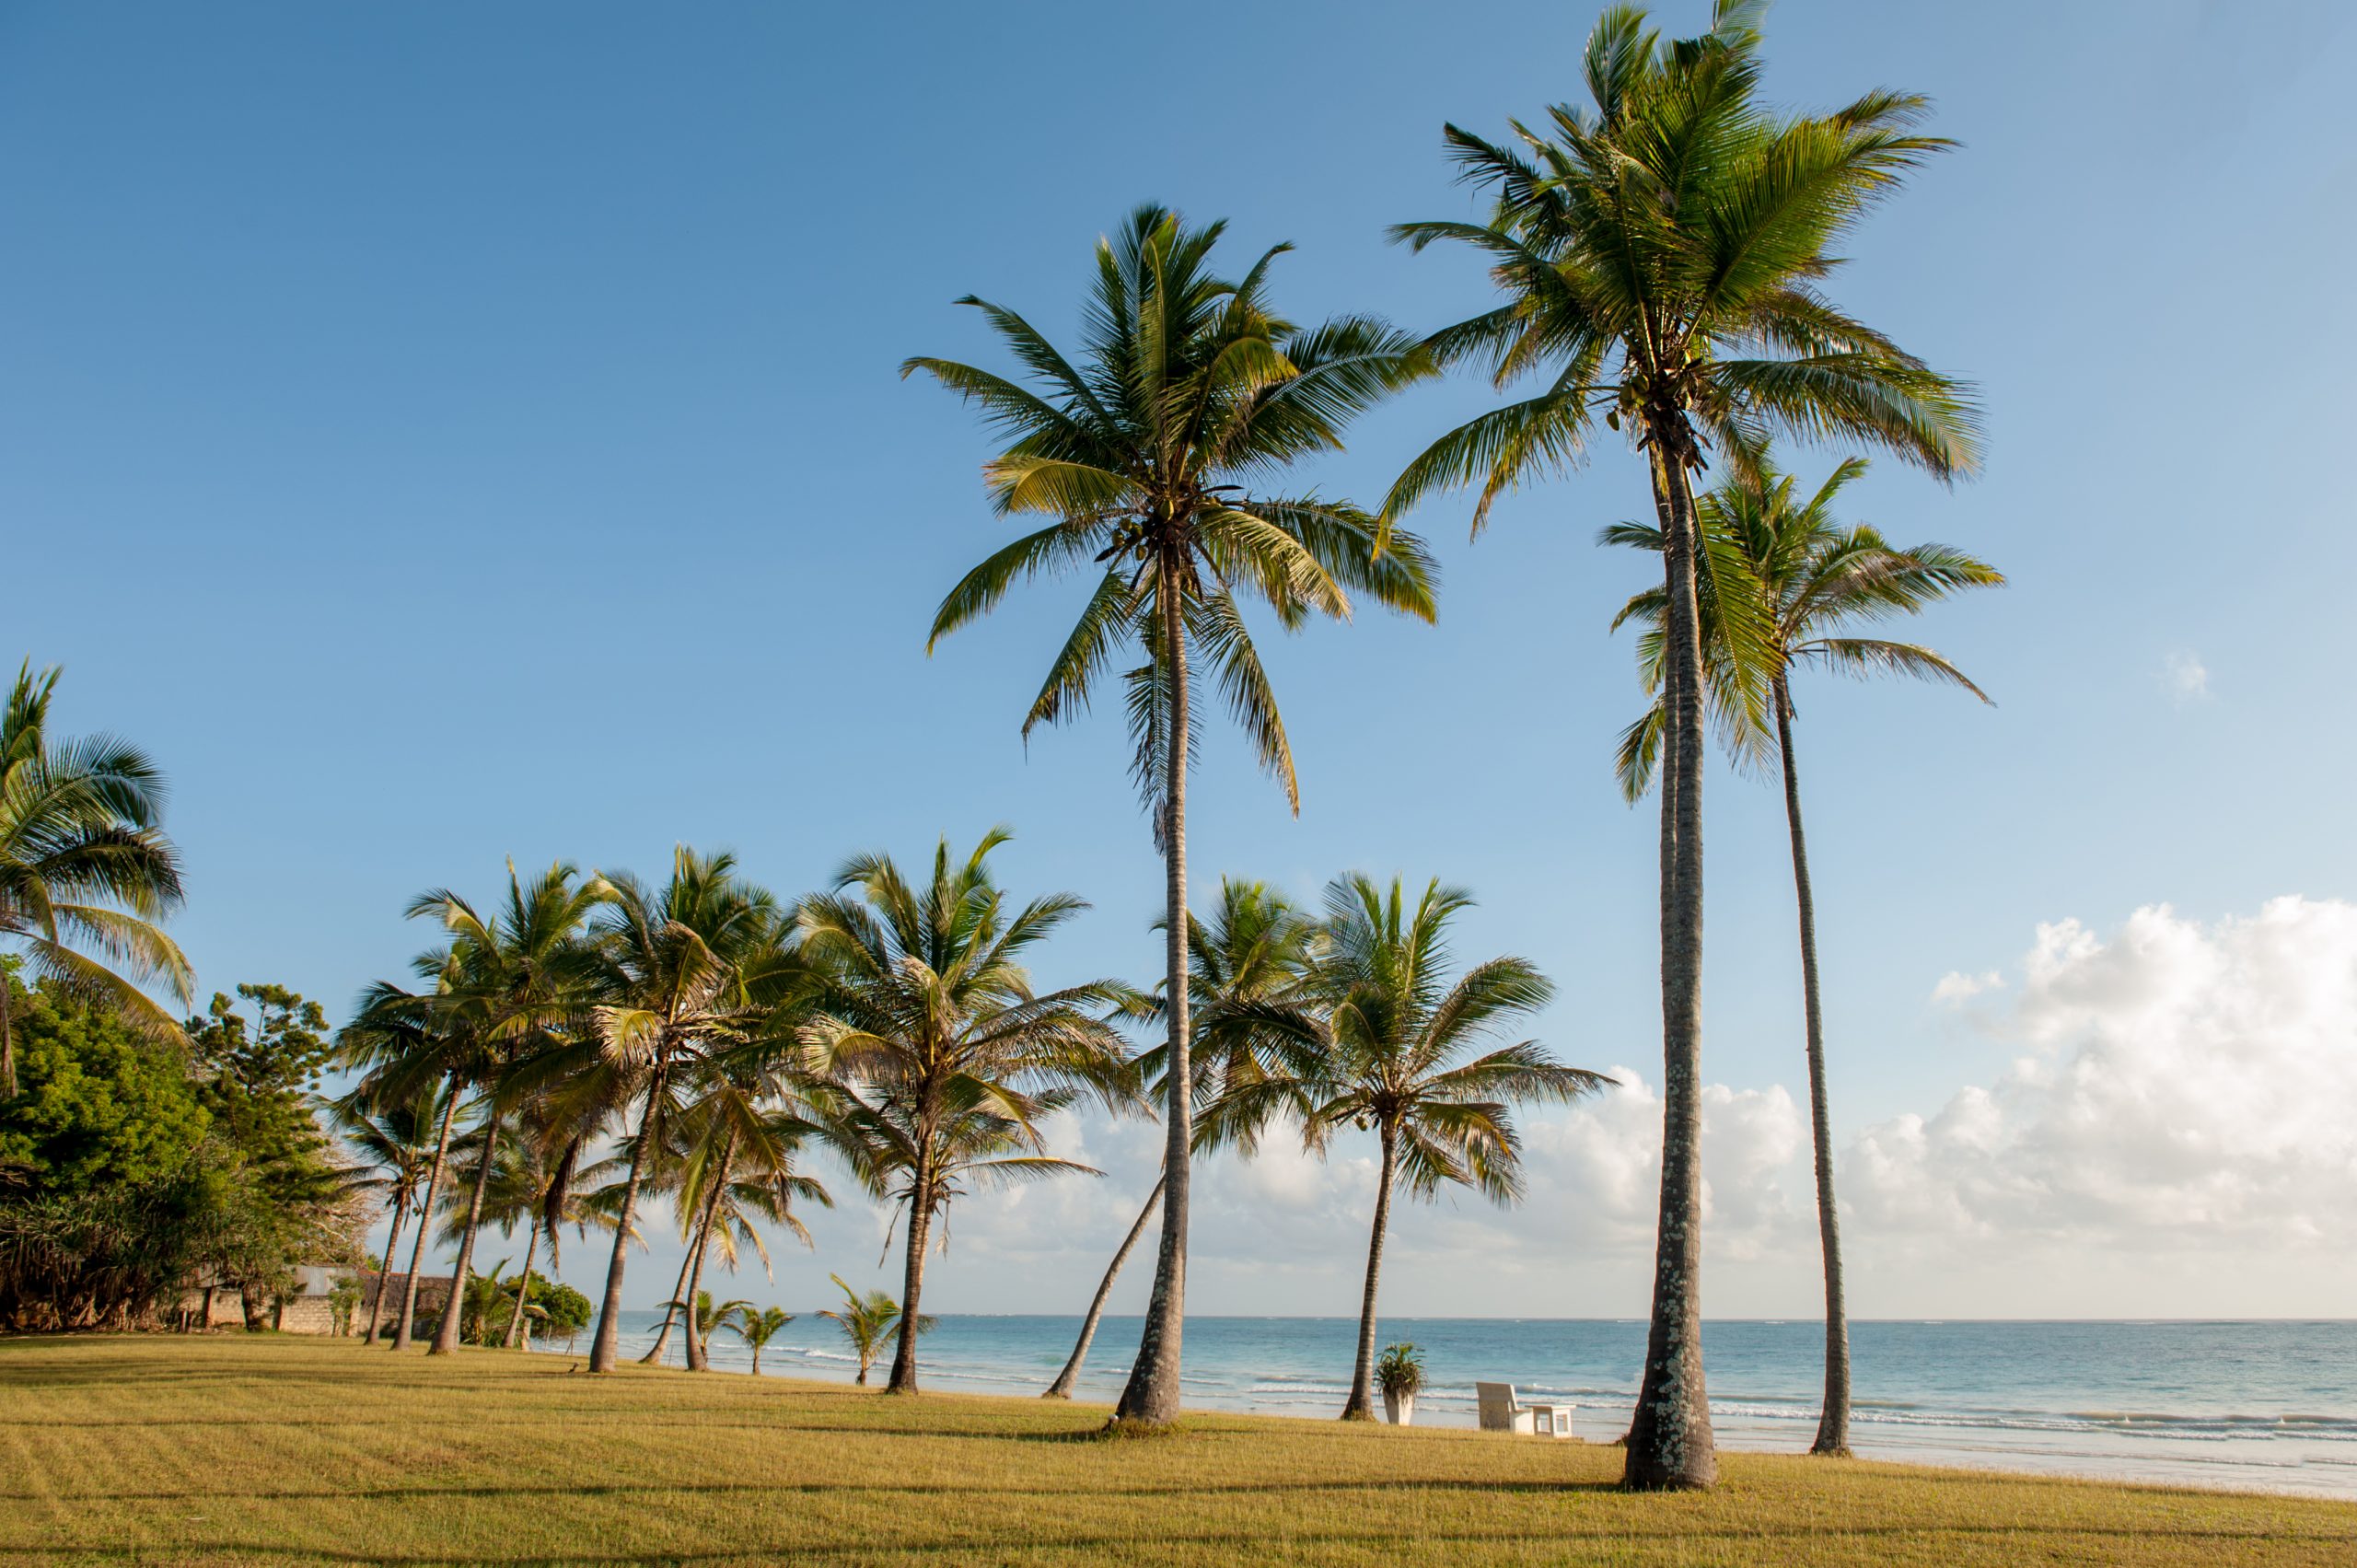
top-left (0, 661), bottom-right (192, 1097)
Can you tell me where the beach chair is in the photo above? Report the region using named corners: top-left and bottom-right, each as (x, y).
top-left (1475, 1382), bottom-right (1573, 1438)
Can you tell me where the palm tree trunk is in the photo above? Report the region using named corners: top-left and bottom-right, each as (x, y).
top-left (431, 1105), bottom-right (502, 1354)
top-left (1341, 1130), bottom-right (1399, 1421)
top-left (887, 1162), bottom-right (933, 1395)
top-left (1117, 554), bottom-right (1192, 1427)
top-left (502, 1210), bottom-right (542, 1351)
top-left (1775, 676), bottom-right (1852, 1456)
top-left (589, 1069), bottom-right (663, 1374)
top-left (391, 1079), bottom-right (460, 1352)
top-left (1623, 445), bottom-right (1717, 1491)
top-left (362, 1193), bottom-right (409, 1346)
top-left (1044, 1173), bottom-right (1165, 1399)
top-left (682, 1140), bottom-right (733, 1374)
top-left (1, 971), bottom-right (16, 1100)
top-left (642, 1246), bottom-right (694, 1365)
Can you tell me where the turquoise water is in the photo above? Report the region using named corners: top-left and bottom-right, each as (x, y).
top-left (577, 1313), bottom-right (2357, 1497)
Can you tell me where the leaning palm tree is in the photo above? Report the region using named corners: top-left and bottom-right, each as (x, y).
top-left (333, 1077), bottom-right (454, 1345)
top-left (407, 862), bottom-right (605, 1356)
top-left (1279, 875), bottom-right (1608, 1421)
top-left (669, 1098), bottom-right (832, 1372)
top-left (818, 1274), bottom-right (917, 1387)
top-left (0, 661), bottom-right (193, 1098)
top-left (799, 831), bottom-right (1136, 1395)
top-left (1043, 878), bottom-right (1320, 1399)
top-left (1606, 458), bottom-right (2000, 1453)
top-left (910, 207), bottom-right (1440, 1425)
top-left (577, 850), bottom-right (795, 1374)
top-left (732, 1305), bottom-right (794, 1376)
top-left (664, 1288), bottom-right (751, 1363)
top-left (1384, 2), bottom-right (1980, 1488)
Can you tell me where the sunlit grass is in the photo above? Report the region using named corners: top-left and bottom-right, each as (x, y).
top-left (3, 1336), bottom-right (2351, 1565)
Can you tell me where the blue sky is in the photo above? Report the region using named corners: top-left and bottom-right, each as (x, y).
top-left (7, 0), bottom-right (2355, 1318)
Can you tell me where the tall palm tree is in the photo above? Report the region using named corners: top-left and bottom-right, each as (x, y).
top-left (799, 831), bottom-right (1135, 1395)
top-left (332, 1077), bottom-right (454, 1345)
top-left (577, 849), bottom-right (795, 1374)
top-left (1277, 876), bottom-right (1607, 1420)
top-left (0, 661), bottom-right (192, 1098)
top-left (407, 862), bottom-right (604, 1356)
top-left (818, 1274), bottom-right (915, 1387)
top-left (670, 1098), bottom-right (832, 1373)
top-left (1043, 878), bottom-right (1319, 1400)
top-left (911, 207), bottom-right (1440, 1425)
top-left (1384, 2), bottom-right (1980, 1487)
top-left (1606, 458), bottom-right (2000, 1453)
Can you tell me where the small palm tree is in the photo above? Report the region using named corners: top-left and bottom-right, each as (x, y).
top-left (817, 1274), bottom-right (927, 1387)
top-left (731, 1306), bottom-right (793, 1376)
top-left (911, 207), bottom-right (1440, 1426)
top-left (1384, 3), bottom-right (1980, 1489)
top-left (1278, 876), bottom-right (1608, 1421)
top-left (332, 1076), bottom-right (453, 1345)
top-left (0, 661), bottom-right (193, 1098)
top-left (800, 832), bottom-right (1134, 1395)
top-left (1606, 458), bottom-right (2001, 1453)
top-left (664, 1288), bottom-right (751, 1359)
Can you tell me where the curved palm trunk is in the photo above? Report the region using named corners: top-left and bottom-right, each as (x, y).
top-left (391, 1081), bottom-right (460, 1352)
top-left (682, 1140), bottom-right (733, 1373)
top-left (1623, 448), bottom-right (1717, 1491)
top-left (1341, 1130), bottom-right (1399, 1421)
top-left (886, 1162), bottom-right (934, 1395)
top-left (589, 1068), bottom-right (663, 1374)
top-left (1117, 558), bottom-right (1192, 1427)
top-left (1775, 677), bottom-right (1852, 1456)
top-left (1, 976), bottom-right (16, 1100)
top-left (431, 1106), bottom-right (502, 1354)
top-left (1044, 1173), bottom-right (1165, 1399)
top-left (502, 1209), bottom-right (542, 1351)
top-left (362, 1192), bottom-right (410, 1346)
top-left (642, 1246), bottom-right (695, 1365)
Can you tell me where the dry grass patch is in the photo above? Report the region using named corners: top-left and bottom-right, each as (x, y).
top-left (2, 1336), bottom-right (2351, 1566)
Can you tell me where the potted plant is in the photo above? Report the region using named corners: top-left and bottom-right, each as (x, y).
top-left (1377, 1342), bottom-right (1425, 1426)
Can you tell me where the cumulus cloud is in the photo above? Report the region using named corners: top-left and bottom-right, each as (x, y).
top-left (1932, 970), bottom-right (2003, 1005)
top-left (1847, 898), bottom-right (2357, 1252)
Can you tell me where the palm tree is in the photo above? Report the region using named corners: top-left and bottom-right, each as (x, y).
top-left (663, 1288), bottom-right (750, 1364)
top-left (1384, 2), bottom-right (1980, 1488)
top-left (1606, 458), bottom-right (2000, 1453)
top-left (799, 831), bottom-right (1135, 1395)
top-left (0, 661), bottom-right (193, 1098)
top-left (911, 207), bottom-right (1440, 1425)
top-left (1043, 878), bottom-right (1319, 1400)
top-left (407, 863), bottom-right (604, 1356)
top-left (339, 966), bottom-right (470, 1352)
top-left (732, 1306), bottom-right (794, 1376)
top-left (669, 1098), bottom-right (832, 1373)
top-left (332, 1077), bottom-right (454, 1345)
top-left (817, 1273), bottom-right (922, 1387)
top-left (1279, 876), bottom-right (1608, 1420)
top-left (577, 849), bottom-right (795, 1374)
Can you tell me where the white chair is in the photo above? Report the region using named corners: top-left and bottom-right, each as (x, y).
top-left (1474, 1381), bottom-right (1574, 1438)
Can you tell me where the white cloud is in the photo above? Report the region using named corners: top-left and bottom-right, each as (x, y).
top-left (2164, 649), bottom-right (2211, 702)
top-left (1932, 969), bottom-right (2003, 1005)
top-left (1847, 898), bottom-right (2357, 1262)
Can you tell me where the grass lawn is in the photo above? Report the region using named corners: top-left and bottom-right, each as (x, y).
top-left (3, 1336), bottom-right (2353, 1566)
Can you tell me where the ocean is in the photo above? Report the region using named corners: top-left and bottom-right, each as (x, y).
top-left (563, 1312), bottom-right (2357, 1498)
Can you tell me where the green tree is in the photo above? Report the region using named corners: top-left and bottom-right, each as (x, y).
top-left (911, 208), bottom-right (1440, 1425)
top-left (0, 662), bottom-right (193, 1098)
top-left (816, 1273), bottom-right (924, 1387)
top-left (1606, 458), bottom-right (2000, 1453)
top-left (331, 1075), bottom-right (452, 1344)
top-left (800, 831), bottom-right (1133, 1395)
top-left (1384, 2), bottom-right (1979, 1487)
top-left (731, 1305), bottom-right (793, 1376)
top-left (576, 850), bottom-right (797, 1374)
top-left (339, 964), bottom-right (470, 1351)
top-left (1276, 876), bottom-right (1606, 1420)
top-left (0, 978), bottom-right (208, 1191)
